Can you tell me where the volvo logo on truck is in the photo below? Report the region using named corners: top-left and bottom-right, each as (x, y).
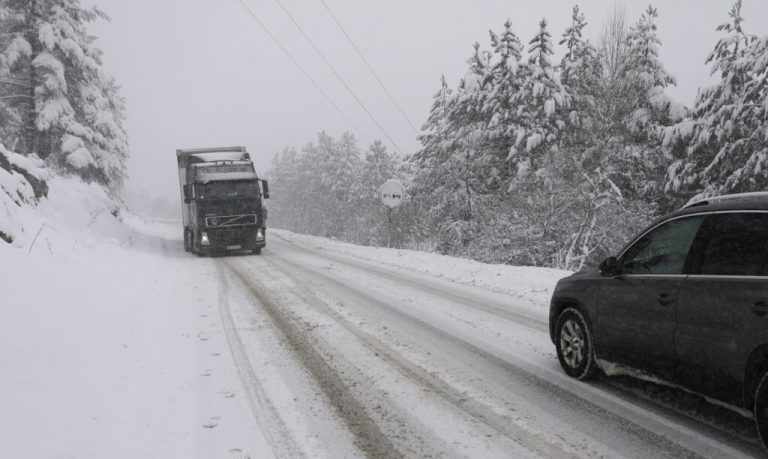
top-left (176, 146), bottom-right (269, 256)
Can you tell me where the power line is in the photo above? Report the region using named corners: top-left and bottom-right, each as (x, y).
top-left (271, 0), bottom-right (405, 155)
top-left (319, 0), bottom-right (420, 136)
top-left (235, 0), bottom-right (368, 143)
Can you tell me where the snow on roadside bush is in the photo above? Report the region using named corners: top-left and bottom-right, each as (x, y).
top-left (0, 143), bottom-right (49, 244)
top-left (0, 142), bottom-right (126, 249)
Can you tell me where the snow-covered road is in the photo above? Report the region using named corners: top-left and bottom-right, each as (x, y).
top-left (213, 232), bottom-right (765, 458)
top-left (3, 214), bottom-right (765, 458)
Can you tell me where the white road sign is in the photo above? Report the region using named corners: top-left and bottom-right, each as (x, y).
top-left (379, 179), bottom-right (405, 208)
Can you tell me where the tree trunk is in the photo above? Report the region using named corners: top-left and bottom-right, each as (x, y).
top-left (20, 0), bottom-right (39, 156)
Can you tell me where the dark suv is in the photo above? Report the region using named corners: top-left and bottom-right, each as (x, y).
top-left (549, 192), bottom-right (768, 446)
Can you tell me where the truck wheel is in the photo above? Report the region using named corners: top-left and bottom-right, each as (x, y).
top-left (253, 248), bottom-right (262, 255)
top-left (183, 229), bottom-right (191, 252)
top-left (190, 231), bottom-right (201, 255)
top-left (754, 370), bottom-right (768, 451)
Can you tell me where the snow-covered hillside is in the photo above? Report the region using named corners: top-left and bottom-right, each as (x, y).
top-left (1, 212), bottom-right (271, 458)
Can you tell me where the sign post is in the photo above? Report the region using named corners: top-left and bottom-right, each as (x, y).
top-left (378, 179), bottom-right (405, 248)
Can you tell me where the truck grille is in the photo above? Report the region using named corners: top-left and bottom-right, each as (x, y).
top-left (208, 227), bottom-right (253, 246)
top-left (205, 214), bottom-right (257, 228)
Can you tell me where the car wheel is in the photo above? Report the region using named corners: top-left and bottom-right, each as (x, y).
top-left (253, 248), bottom-right (262, 255)
top-left (754, 371), bottom-right (768, 450)
top-left (555, 307), bottom-right (598, 380)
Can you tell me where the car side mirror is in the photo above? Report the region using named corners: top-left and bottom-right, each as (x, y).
top-left (262, 180), bottom-right (270, 199)
top-left (183, 185), bottom-right (191, 204)
top-left (600, 256), bottom-right (621, 277)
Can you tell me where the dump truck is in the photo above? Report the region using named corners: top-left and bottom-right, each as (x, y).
top-left (176, 146), bottom-right (269, 256)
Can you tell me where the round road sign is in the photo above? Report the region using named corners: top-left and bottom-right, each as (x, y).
top-left (379, 179), bottom-right (405, 208)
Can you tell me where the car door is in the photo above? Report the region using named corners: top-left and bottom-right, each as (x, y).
top-left (595, 215), bottom-right (705, 380)
top-left (675, 212), bottom-right (768, 406)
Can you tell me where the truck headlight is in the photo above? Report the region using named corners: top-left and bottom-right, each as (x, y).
top-left (201, 232), bottom-right (210, 246)
top-left (256, 228), bottom-right (264, 241)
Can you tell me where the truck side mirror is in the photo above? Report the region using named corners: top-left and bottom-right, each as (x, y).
top-left (183, 185), bottom-right (191, 204)
top-left (262, 180), bottom-right (270, 199)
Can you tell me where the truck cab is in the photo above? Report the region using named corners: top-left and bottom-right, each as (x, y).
top-left (177, 147), bottom-right (269, 256)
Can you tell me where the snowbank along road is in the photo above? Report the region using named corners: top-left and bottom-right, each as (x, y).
top-left (210, 229), bottom-right (766, 458)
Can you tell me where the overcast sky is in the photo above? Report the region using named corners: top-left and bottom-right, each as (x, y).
top-left (85, 0), bottom-right (768, 202)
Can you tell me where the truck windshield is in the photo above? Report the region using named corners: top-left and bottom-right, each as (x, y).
top-left (199, 181), bottom-right (258, 200)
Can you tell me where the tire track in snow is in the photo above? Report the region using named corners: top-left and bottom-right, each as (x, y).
top-left (259, 253), bottom-right (577, 458)
top-left (271, 234), bottom-right (765, 456)
top-left (271, 234), bottom-right (548, 333)
top-left (264, 246), bottom-right (755, 459)
top-left (214, 262), bottom-right (302, 458)
top-left (220, 259), bottom-right (402, 459)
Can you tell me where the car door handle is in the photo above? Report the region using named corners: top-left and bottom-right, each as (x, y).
top-left (657, 293), bottom-right (674, 306)
top-left (752, 301), bottom-right (768, 317)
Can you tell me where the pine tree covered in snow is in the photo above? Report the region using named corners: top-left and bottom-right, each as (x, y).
top-left (411, 41), bottom-right (499, 254)
top-left (268, 132), bottom-right (405, 246)
top-left (614, 5), bottom-right (680, 205)
top-left (509, 18), bottom-right (570, 182)
top-left (0, 0), bottom-right (127, 189)
top-left (559, 5), bottom-right (599, 127)
top-left (624, 5), bottom-right (678, 136)
top-left (358, 140), bottom-right (404, 244)
top-left (665, 0), bottom-right (767, 199)
top-left (269, 4), bottom-right (732, 271)
top-left (404, 5), bottom-right (669, 268)
top-left (484, 20), bottom-right (525, 188)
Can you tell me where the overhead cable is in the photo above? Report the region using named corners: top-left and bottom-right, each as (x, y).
top-left (272, 0), bottom-right (405, 155)
top-left (235, 0), bottom-right (368, 142)
top-left (319, 0), bottom-right (420, 135)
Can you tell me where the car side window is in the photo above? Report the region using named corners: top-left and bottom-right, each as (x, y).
top-left (697, 213), bottom-right (768, 276)
top-left (621, 216), bottom-right (704, 275)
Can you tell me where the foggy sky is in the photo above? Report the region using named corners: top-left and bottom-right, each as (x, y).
top-left (85, 0), bottom-right (768, 203)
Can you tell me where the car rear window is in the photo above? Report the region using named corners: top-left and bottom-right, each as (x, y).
top-left (698, 213), bottom-right (768, 276)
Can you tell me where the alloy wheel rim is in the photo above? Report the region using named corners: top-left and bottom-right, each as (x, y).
top-left (560, 319), bottom-right (586, 369)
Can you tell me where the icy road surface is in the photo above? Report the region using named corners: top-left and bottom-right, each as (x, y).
top-left (214, 231), bottom-right (766, 458)
top-left (2, 215), bottom-right (765, 458)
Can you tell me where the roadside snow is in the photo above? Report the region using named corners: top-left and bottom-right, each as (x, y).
top-left (0, 177), bottom-right (273, 458)
top-left (272, 229), bottom-right (572, 310)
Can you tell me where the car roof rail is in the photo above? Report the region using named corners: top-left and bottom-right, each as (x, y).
top-left (683, 191), bottom-right (768, 209)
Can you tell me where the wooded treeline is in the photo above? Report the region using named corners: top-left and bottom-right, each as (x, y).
top-left (270, 1), bottom-right (767, 269)
top-left (0, 0), bottom-right (127, 190)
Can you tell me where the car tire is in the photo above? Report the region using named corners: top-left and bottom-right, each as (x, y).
top-left (555, 307), bottom-right (598, 380)
top-left (754, 370), bottom-right (768, 451)
top-left (253, 248), bottom-right (262, 255)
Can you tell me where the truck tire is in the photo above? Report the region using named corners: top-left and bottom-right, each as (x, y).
top-left (190, 231), bottom-right (203, 256)
top-left (183, 229), bottom-right (191, 252)
top-left (253, 248), bottom-right (262, 255)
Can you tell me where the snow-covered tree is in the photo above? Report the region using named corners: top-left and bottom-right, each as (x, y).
top-left (357, 141), bottom-right (403, 244)
top-left (483, 20), bottom-right (526, 187)
top-left (0, 0), bottom-right (127, 189)
top-left (624, 5), bottom-right (678, 137)
top-left (559, 5), bottom-right (599, 115)
top-left (411, 72), bottom-right (480, 253)
top-left (665, 0), bottom-right (767, 198)
top-left (509, 19), bottom-right (570, 180)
